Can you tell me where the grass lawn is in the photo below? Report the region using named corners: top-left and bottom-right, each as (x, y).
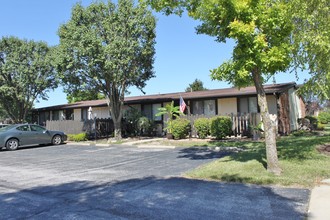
top-left (184, 127), bottom-right (330, 188)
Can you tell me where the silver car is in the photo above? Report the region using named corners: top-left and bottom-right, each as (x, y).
top-left (0, 124), bottom-right (9, 129)
top-left (0, 124), bottom-right (67, 151)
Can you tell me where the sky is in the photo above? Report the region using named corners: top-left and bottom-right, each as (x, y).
top-left (0, 0), bottom-right (309, 108)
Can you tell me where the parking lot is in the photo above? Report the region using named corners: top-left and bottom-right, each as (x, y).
top-left (0, 144), bottom-right (309, 219)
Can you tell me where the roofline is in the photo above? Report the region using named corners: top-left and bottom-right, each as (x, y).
top-left (33, 82), bottom-right (297, 111)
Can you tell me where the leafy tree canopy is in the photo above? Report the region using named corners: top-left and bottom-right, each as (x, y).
top-left (56, 0), bottom-right (156, 138)
top-left (290, 0), bottom-right (330, 101)
top-left (185, 78), bottom-right (208, 92)
top-left (0, 36), bottom-right (58, 123)
top-left (146, 0), bottom-right (295, 175)
top-left (66, 89), bottom-right (105, 103)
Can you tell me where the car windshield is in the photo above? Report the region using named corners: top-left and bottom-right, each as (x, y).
top-left (0, 124), bottom-right (16, 132)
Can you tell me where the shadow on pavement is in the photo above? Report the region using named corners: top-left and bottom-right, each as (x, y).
top-left (0, 176), bottom-right (309, 219)
top-left (177, 147), bottom-right (232, 160)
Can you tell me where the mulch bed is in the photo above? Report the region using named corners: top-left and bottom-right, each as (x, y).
top-left (317, 144), bottom-right (330, 156)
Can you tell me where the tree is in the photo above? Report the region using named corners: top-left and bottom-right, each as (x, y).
top-left (185, 78), bottom-right (207, 92)
top-left (0, 105), bottom-right (8, 121)
top-left (66, 89), bottom-right (105, 103)
top-left (147, 0), bottom-right (295, 175)
top-left (56, 0), bottom-right (156, 139)
top-left (0, 36), bottom-right (58, 123)
top-left (290, 0), bottom-right (330, 101)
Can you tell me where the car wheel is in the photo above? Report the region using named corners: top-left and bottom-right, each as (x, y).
top-left (52, 135), bottom-right (62, 145)
top-left (6, 139), bottom-right (19, 151)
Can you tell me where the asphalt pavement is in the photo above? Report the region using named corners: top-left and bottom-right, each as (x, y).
top-left (0, 144), bottom-right (311, 219)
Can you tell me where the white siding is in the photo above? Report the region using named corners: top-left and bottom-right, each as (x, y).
top-left (218, 98), bottom-right (237, 115)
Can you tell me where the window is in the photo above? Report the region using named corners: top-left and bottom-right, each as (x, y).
top-left (248, 97), bottom-right (258, 113)
top-left (142, 104), bottom-right (152, 119)
top-left (152, 104), bottom-right (162, 121)
top-left (39, 111), bottom-right (50, 126)
top-left (16, 125), bottom-right (30, 131)
top-left (65, 109), bottom-right (74, 120)
top-left (142, 103), bottom-right (162, 121)
top-left (31, 125), bottom-right (46, 132)
top-left (52, 110), bottom-right (60, 120)
top-left (204, 100), bottom-right (216, 115)
top-left (239, 97), bottom-right (258, 113)
top-left (192, 100), bottom-right (216, 116)
top-left (192, 101), bottom-right (204, 115)
top-left (81, 108), bottom-right (88, 121)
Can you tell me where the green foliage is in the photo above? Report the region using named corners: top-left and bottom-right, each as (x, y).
top-left (0, 106), bottom-right (8, 121)
top-left (291, 130), bottom-right (310, 137)
top-left (155, 101), bottom-right (183, 119)
top-left (185, 79), bottom-right (208, 92)
top-left (210, 116), bottom-right (232, 140)
top-left (123, 108), bottom-right (143, 136)
top-left (316, 122), bottom-right (325, 131)
top-left (155, 101), bottom-right (184, 133)
top-left (171, 118), bottom-right (191, 139)
top-left (0, 36), bottom-right (58, 123)
top-left (56, 0), bottom-right (156, 138)
top-left (290, 0), bottom-right (330, 101)
top-left (67, 90), bottom-right (105, 103)
top-left (147, 0), bottom-right (293, 87)
top-left (305, 115), bottom-right (318, 130)
top-left (318, 111), bottom-right (330, 124)
top-left (194, 118), bottom-right (211, 139)
top-left (137, 116), bottom-right (154, 136)
top-left (67, 133), bottom-right (87, 142)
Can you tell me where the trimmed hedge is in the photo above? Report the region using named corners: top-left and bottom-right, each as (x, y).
top-left (171, 118), bottom-right (191, 139)
top-left (194, 118), bottom-right (211, 139)
top-left (210, 116), bottom-right (232, 139)
top-left (67, 133), bottom-right (87, 142)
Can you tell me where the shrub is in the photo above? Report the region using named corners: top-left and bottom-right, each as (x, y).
top-left (137, 116), bottom-right (154, 136)
top-left (123, 108), bottom-right (143, 136)
top-left (305, 115), bottom-right (318, 130)
top-left (210, 116), bottom-right (232, 139)
top-left (171, 118), bottom-right (191, 139)
top-left (67, 133), bottom-right (87, 142)
top-left (318, 111), bottom-right (330, 124)
top-left (194, 118), bottom-right (211, 139)
top-left (317, 122), bottom-right (325, 130)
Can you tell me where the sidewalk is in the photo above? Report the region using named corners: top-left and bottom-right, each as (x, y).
top-left (308, 179), bottom-right (330, 220)
top-left (66, 137), bottom-right (174, 148)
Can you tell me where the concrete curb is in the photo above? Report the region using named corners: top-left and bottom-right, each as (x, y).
top-left (136, 144), bottom-right (176, 149)
top-left (308, 179), bottom-right (330, 220)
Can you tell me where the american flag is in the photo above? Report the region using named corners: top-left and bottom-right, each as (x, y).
top-left (180, 96), bottom-right (186, 113)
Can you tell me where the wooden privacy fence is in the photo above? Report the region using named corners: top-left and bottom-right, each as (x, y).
top-left (181, 113), bottom-right (262, 137)
top-left (47, 118), bottom-right (114, 138)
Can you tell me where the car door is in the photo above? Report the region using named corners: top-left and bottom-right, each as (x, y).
top-left (30, 125), bottom-right (51, 144)
top-left (15, 125), bottom-right (34, 146)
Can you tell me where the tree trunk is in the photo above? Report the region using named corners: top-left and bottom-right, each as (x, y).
top-left (106, 86), bottom-right (124, 140)
top-left (252, 70), bottom-right (282, 175)
top-left (113, 118), bottom-right (122, 140)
